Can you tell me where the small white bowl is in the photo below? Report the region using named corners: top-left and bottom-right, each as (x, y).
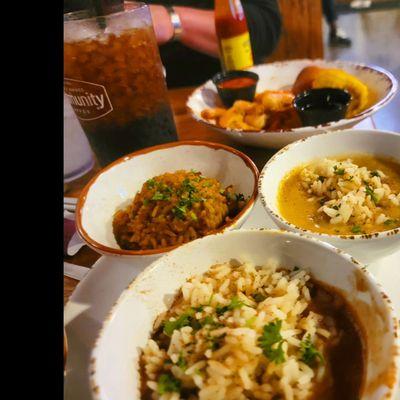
top-left (187, 59), bottom-right (398, 149)
top-left (76, 141), bottom-right (258, 260)
top-left (259, 129), bottom-right (400, 263)
top-left (89, 229), bottom-right (399, 400)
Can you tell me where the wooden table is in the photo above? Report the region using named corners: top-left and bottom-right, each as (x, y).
top-left (63, 86), bottom-right (375, 304)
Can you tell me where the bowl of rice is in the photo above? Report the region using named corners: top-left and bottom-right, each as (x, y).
top-left (259, 129), bottom-right (400, 264)
top-left (89, 229), bottom-right (399, 400)
top-left (76, 141), bottom-right (258, 260)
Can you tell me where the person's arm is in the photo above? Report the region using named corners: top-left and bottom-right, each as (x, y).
top-left (149, 5), bottom-right (219, 58)
top-left (149, 0), bottom-right (281, 61)
top-left (242, 0), bottom-right (282, 63)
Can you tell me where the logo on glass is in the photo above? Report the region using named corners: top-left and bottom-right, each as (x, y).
top-left (64, 79), bottom-right (113, 121)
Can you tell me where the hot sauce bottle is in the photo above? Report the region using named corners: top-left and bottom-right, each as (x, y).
top-left (215, 0), bottom-right (254, 71)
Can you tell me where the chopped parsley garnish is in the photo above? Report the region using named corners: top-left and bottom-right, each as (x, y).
top-left (384, 219), bottom-right (397, 226)
top-left (258, 320), bottom-right (286, 364)
top-left (176, 353), bottom-right (187, 370)
top-left (202, 181), bottom-right (213, 188)
top-left (200, 316), bottom-right (221, 328)
top-left (208, 333), bottom-right (226, 351)
top-left (333, 165), bottom-right (345, 175)
top-left (235, 193), bottom-right (246, 202)
top-left (370, 171), bottom-right (380, 178)
top-left (334, 168), bottom-right (345, 175)
top-left (344, 175), bottom-right (354, 182)
top-left (246, 316), bottom-right (257, 327)
top-left (319, 197), bottom-right (328, 205)
top-left (352, 225), bottom-right (362, 234)
top-left (152, 191), bottom-right (170, 201)
top-left (172, 204), bottom-right (187, 219)
top-left (146, 178), bottom-right (156, 189)
top-left (332, 205), bottom-right (340, 210)
top-left (189, 211), bottom-right (198, 221)
top-left (216, 296), bottom-right (247, 316)
top-left (163, 309), bottom-right (195, 336)
top-left (317, 176), bottom-right (326, 182)
top-left (300, 335), bottom-right (324, 366)
top-left (252, 292), bottom-right (267, 303)
top-left (182, 178), bottom-right (197, 194)
top-left (143, 198), bottom-right (149, 206)
top-left (293, 266), bottom-right (300, 272)
top-left (157, 374), bottom-right (181, 394)
top-left (365, 184), bottom-right (378, 205)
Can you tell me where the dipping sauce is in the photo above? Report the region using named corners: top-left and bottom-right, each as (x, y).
top-left (218, 77), bottom-right (257, 89)
top-left (278, 154), bottom-right (400, 235)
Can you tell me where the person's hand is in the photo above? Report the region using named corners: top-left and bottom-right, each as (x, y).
top-left (149, 5), bottom-right (174, 45)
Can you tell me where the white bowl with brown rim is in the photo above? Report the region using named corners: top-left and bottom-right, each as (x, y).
top-left (259, 129), bottom-right (400, 264)
top-left (187, 59), bottom-right (398, 149)
top-left (76, 141), bottom-right (259, 260)
top-left (89, 229), bottom-right (399, 400)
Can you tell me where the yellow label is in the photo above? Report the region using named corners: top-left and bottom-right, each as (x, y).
top-left (220, 32), bottom-right (253, 71)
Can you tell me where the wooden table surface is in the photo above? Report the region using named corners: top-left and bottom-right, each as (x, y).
top-left (63, 86), bottom-right (374, 304)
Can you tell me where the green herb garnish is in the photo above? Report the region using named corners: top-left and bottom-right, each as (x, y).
top-left (293, 266), bottom-right (300, 272)
top-left (300, 335), bottom-right (324, 366)
top-left (163, 309), bottom-right (195, 336)
top-left (216, 296), bottom-right (247, 316)
top-left (334, 168), bottom-right (345, 176)
top-left (172, 204), bottom-right (187, 219)
top-left (370, 171), bottom-right (380, 178)
top-left (319, 197), bottom-right (328, 206)
top-left (208, 333), bottom-right (226, 351)
top-left (332, 205), bottom-right (340, 210)
top-left (176, 353), bottom-right (187, 370)
top-left (365, 184), bottom-right (378, 205)
top-left (202, 181), bottom-right (213, 188)
top-left (252, 293), bottom-right (267, 303)
top-left (384, 219), bottom-right (397, 226)
top-left (235, 193), bottom-right (245, 202)
top-left (258, 320), bottom-right (285, 364)
top-left (143, 198), bottom-right (149, 206)
top-left (157, 374), bottom-right (181, 394)
top-left (146, 178), bottom-right (156, 189)
top-left (152, 191), bottom-right (170, 201)
top-left (317, 176), bottom-right (326, 182)
top-left (352, 225), bottom-right (362, 234)
top-left (189, 211), bottom-right (198, 221)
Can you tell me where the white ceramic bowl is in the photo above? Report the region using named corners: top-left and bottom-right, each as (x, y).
top-left (89, 229), bottom-right (399, 400)
top-left (259, 129), bottom-right (400, 264)
top-left (187, 59), bottom-right (398, 149)
top-left (76, 141), bottom-right (258, 260)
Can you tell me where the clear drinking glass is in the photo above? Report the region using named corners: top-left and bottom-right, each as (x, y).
top-left (64, 94), bottom-right (95, 183)
top-left (64, 2), bottom-right (178, 167)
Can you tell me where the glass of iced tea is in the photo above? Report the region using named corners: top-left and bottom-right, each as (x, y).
top-left (64, 2), bottom-right (178, 167)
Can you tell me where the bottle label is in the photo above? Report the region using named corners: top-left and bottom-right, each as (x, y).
top-left (64, 78), bottom-right (113, 121)
top-left (220, 32), bottom-right (253, 71)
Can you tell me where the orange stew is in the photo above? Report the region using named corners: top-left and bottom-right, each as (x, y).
top-left (218, 77), bottom-right (256, 89)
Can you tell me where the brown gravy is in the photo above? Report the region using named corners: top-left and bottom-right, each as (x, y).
top-left (308, 280), bottom-right (365, 400)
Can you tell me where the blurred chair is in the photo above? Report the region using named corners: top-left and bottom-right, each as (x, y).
top-left (266, 0), bottom-right (324, 62)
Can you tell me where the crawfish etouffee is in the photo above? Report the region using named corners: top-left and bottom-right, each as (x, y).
top-left (113, 170), bottom-right (248, 250)
top-left (278, 155), bottom-right (400, 235)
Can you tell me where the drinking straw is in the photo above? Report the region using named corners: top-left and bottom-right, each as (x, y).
top-left (90, 0), bottom-right (124, 28)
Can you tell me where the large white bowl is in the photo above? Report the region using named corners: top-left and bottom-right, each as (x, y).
top-left (89, 229), bottom-right (399, 400)
top-left (187, 59), bottom-right (398, 149)
top-left (76, 140), bottom-right (258, 260)
top-left (259, 129), bottom-right (400, 264)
